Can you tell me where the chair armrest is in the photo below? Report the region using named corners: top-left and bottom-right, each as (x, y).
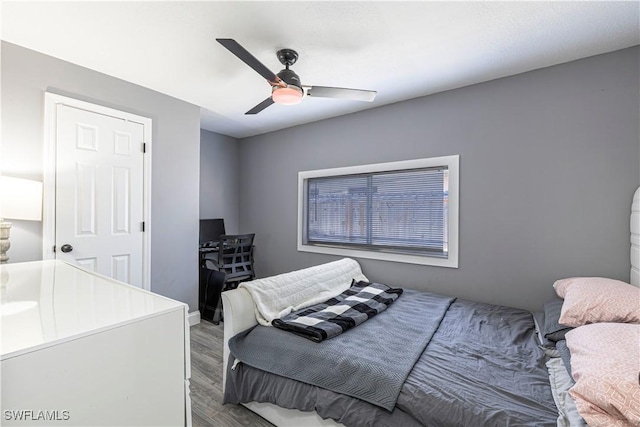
top-left (221, 288), bottom-right (258, 391)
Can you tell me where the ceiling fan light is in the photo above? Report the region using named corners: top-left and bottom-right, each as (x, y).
top-left (272, 86), bottom-right (303, 105)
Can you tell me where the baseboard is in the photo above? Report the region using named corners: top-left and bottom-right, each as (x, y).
top-left (188, 311), bottom-right (201, 326)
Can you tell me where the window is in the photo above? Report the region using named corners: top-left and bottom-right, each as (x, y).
top-left (298, 155), bottom-right (459, 268)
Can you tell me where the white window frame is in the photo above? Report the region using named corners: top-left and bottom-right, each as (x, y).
top-left (297, 155), bottom-right (459, 268)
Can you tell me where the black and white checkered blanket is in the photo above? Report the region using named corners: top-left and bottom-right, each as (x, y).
top-left (272, 280), bottom-right (403, 342)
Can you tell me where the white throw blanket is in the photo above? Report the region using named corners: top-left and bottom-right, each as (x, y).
top-left (239, 258), bottom-right (368, 325)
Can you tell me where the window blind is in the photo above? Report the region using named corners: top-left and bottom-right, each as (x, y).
top-left (306, 166), bottom-right (449, 257)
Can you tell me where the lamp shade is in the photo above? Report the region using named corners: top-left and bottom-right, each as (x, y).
top-left (0, 176), bottom-right (43, 221)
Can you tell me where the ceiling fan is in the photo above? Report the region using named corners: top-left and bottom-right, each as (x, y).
top-left (216, 39), bottom-right (377, 115)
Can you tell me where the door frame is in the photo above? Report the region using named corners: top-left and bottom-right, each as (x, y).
top-left (43, 92), bottom-right (152, 290)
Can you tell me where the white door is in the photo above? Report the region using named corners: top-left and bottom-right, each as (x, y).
top-left (54, 104), bottom-right (145, 287)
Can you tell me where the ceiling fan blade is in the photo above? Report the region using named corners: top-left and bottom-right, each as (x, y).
top-left (246, 97), bottom-right (275, 115)
top-left (305, 86), bottom-right (377, 102)
top-left (216, 38), bottom-right (279, 83)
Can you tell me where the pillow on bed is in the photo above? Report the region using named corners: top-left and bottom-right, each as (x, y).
top-left (543, 298), bottom-right (573, 342)
top-left (553, 277), bottom-right (640, 327)
top-left (566, 323), bottom-right (640, 426)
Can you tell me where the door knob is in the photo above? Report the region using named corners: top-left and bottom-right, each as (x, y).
top-left (60, 244), bottom-right (73, 253)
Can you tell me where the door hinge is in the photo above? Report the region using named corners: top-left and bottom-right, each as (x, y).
top-left (53, 245), bottom-right (56, 253)
top-left (141, 222), bottom-right (145, 232)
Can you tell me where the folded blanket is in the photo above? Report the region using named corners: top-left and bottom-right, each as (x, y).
top-left (272, 280), bottom-right (403, 342)
top-left (239, 258), bottom-right (368, 326)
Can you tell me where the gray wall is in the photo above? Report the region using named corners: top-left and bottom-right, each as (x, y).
top-left (238, 46), bottom-right (640, 311)
top-left (1, 42), bottom-right (201, 311)
top-left (200, 129), bottom-right (240, 233)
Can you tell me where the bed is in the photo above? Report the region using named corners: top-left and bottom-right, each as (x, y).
top-left (220, 186), bottom-right (640, 427)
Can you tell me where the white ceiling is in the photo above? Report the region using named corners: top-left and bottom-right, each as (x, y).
top-left (2, 1), bottom-right (639, 139)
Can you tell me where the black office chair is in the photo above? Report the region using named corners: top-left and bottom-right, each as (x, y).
top-left (198, 219), bottom-right (226, 321)
top-left (203, 233), bottom-right (255, 324)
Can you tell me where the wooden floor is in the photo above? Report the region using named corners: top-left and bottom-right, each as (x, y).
top-left (189, 320), bottom-right (274, 427)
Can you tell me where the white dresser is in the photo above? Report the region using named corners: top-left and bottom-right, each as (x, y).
top-left (0, 260), bottom-right (192, 426)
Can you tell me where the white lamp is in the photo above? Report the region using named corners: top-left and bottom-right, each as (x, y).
top-left (0, 176), bottom-right (43, 263)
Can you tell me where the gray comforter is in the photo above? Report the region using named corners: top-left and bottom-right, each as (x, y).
top-left (225, 294), bottom-right (558, 426)
top-left (229, 290), bottom-right (454, 410)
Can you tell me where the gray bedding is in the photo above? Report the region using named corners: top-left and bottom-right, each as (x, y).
top-left (225, 295), bottom-right (558, 426)
top-left (229, 289), bottom-right (454, 410)
top-left (398, 299), bottom-right (557, 426)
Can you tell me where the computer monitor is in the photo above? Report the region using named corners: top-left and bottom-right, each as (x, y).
top-left (199, 218), bottom-right (226, 245)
